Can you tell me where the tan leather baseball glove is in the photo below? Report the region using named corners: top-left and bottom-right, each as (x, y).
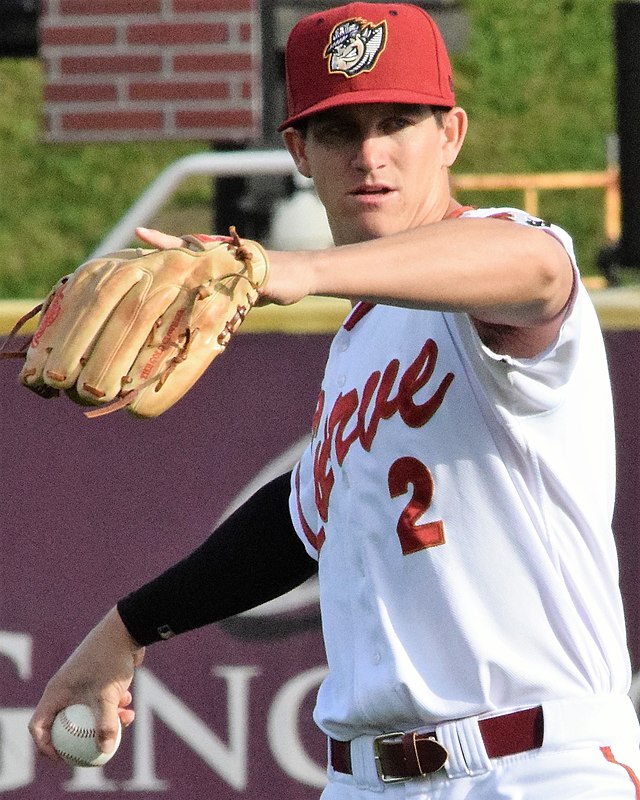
top-left (1, 229), bottom-right (268, 418)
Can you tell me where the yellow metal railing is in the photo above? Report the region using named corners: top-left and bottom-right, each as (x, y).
top-left (451, 168), bottom-right (621, 242)
top-left (451, 168), bottom-right (620, 291)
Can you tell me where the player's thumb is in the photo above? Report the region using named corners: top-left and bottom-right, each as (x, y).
top-left (136, 226), bottom-right (184, 250)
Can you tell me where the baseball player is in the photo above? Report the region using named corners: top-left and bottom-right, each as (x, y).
top-left (29, 3), bottom-right (640, 798)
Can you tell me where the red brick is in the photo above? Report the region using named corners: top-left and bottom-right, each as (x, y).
top-left (173, 0), bottom-right (253, 10)
top-left (241, 81), bottom-right (252, 99)
top-left (175, 109), bottom-right (254, 129)
top-left (62, 110), bottom-right (164, 131)
top-left (60, 0), bottom-right (161, 14)
top-left (129, 81), bottom-right (229, 101)
top-left (239, 23), bottom-right (252, 42)
top-left (173, 53), bottom-right (252, 72)
top-left (44, 83), bottom-right (118, 102)
top-left (41, 25), bottom-right (117, 47)
top-left (127, 22), bottom-right (228, 46)
top-left (60, 54), bottom-right (162, 75)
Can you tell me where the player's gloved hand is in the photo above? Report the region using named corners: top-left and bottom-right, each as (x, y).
top-left (8, 227), bottom-right (272, 418)
top-left (29, 607), bottom-right (144, 760)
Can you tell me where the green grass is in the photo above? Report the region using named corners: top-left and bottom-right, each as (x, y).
top-left (0, 0), bottom-right (618, 298)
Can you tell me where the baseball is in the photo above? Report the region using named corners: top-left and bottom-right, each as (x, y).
top-left (51, 704), bottom-right (122, 767)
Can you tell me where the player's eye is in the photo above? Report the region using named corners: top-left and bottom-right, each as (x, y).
top-left (312, 120), bottom-right (357, 145)
top-left (381, 116), bottom-right (415, 134)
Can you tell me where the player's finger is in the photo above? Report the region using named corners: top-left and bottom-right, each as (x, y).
top-left (93, 699), bottom-right (124, 754)
top-left (117, 689), bottom-right (136, 728)
top-left (29, 705), bottom-right (63, 761)
top-left (136, 226), bottom-right (184, 249)
top-left (118, 706), bottom-right (136, 729)
top-left (119, 689), bottom-right (133, 708)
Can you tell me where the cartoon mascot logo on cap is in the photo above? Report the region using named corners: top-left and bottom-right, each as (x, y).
top-left (324, 17), bottom-right (387, 78)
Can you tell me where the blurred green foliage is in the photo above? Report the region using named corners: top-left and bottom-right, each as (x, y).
top-left (0, 0), bottom-right (617, 297)
top-left (453, 0), bottom-right (616, 274)
top-left (0, 60), bottom-right (209, 298)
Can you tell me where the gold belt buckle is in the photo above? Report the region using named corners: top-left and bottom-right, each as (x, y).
top-left (373, 730), bottom-right (448, 783)
top-left (373, 732), bottom-right (406, 783)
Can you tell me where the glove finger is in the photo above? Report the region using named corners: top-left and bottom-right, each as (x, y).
top-left (19, 280), bottom-right (67, 392)
top-left (76, 279), bottom-right (184, 405)
top-left (126, 297), bottom-right (221, 417)
top-left (20, 259), bottom-right (144, 392)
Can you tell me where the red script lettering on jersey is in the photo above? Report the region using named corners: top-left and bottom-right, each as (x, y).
top-left (313, 338), bottom-right (454, 523)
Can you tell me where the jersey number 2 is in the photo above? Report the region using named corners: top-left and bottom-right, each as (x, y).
top-left (388, 456), bottom-right (445, 555)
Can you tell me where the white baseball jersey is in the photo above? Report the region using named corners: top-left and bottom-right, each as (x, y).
top-left (289, 207), bottom-right (630, 743)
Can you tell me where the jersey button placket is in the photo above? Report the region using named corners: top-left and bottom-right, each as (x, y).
top-left (334, 330), bottom-right (349, 388)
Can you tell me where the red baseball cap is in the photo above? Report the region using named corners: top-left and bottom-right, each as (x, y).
top-left (278, 2), bottom-right (455, 131)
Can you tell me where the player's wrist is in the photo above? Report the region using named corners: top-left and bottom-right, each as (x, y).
top-left (105, 606), bottom-right (146, 655)
top-left (260, 249), bottom-right (315, 306)
top-left (305, 249), bottom-right (325, 299)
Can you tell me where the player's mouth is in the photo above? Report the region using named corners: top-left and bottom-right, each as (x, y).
top-left (348, 184), bottom-right (396, 204)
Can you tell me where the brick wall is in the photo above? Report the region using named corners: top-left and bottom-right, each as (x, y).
top-left (41, 0), bottom-right (261, 143)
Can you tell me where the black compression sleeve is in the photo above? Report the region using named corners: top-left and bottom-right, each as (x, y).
top-left (117, 471), bottom-right (318, 646)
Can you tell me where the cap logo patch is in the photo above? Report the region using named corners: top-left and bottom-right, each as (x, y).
top-left (324, 17), bottom-right (387, 78)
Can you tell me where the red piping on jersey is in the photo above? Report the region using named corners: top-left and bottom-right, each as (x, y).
top-left (293, 465), bottom-right (324, 553)
top-left (446, 205), bottom-right (475, 219)
top-left (344, 302), bottom-right (375, 331)
top-left (601, 746), bottom-right (640, 798)
top-left (342, 205), bottom-right (476, 332)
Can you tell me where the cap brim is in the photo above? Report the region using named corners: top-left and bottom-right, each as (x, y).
top-left (277, 88), bottom-right (455, 131)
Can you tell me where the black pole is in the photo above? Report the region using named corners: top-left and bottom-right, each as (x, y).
top-left (615, 1), bottom-right (640, 266)
top-left (599, 1), bottom-right (640, 283)
top-left (0, 0), bottom-right (40, 57)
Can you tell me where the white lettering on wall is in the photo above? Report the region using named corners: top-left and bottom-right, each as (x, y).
top-left (64, 766), bottom-right (118, 792)
top-left (268, 665), bottom-right (328, 788)
top-left (122, 665), bottom-right (261, 792)
top-left (0, 632), bottom-right (34, 791)
top-left (0, 708), bottom-right (35, 791)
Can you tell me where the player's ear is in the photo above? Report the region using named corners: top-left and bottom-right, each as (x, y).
top-left (282, 127), bottom-right (312, 179)
top-left (441, 107), bottom-right (467, 168)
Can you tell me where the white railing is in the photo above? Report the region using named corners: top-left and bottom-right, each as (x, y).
top-left (90, 149), bottom-right (298, 258)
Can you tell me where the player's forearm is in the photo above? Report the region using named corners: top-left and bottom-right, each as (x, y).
top-left (117, 472), bottom-right (317, 647)
top-left (271, 218), bottom-right (573, 328)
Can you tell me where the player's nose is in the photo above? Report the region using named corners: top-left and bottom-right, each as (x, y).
top-left (350, 133), bottom-right (388, 173)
